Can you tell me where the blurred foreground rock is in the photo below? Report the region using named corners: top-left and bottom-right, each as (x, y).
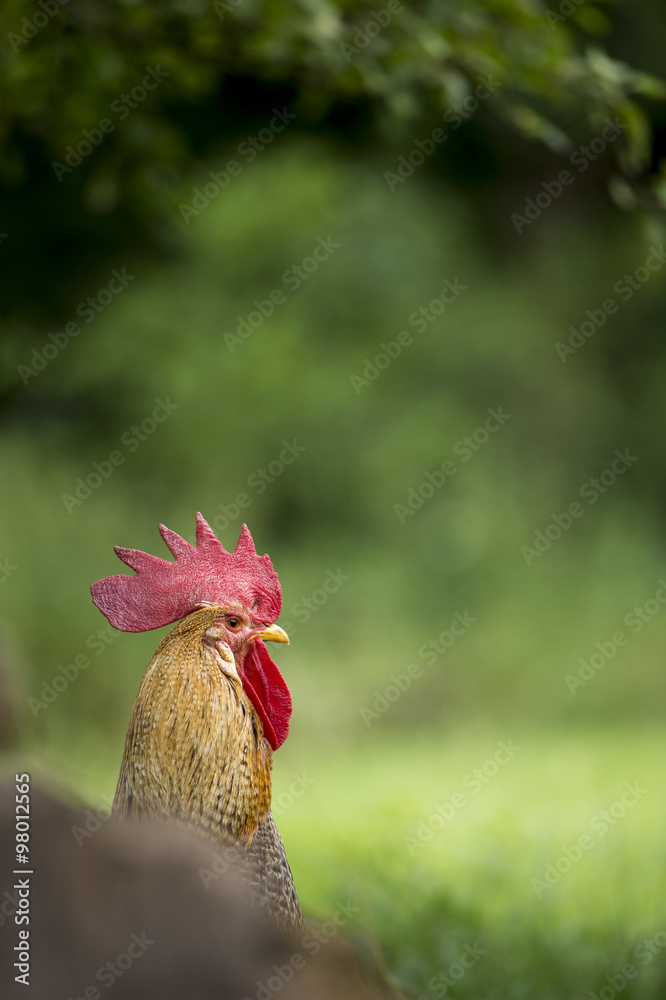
top-left (0, 782), bottom-right (391, 1000)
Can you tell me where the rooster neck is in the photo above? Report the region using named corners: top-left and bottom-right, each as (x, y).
top-left (114, 612), bottom-right (273, 846)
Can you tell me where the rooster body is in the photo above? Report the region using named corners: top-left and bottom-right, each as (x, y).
top-left (92, 517), bottom-right (302, 931)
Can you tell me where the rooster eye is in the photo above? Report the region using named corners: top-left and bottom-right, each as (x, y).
top-left (227, 617), bottom-right (241, 630)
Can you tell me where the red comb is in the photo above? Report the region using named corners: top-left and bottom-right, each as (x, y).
top-left (91, 514), bottom-right (282, 632)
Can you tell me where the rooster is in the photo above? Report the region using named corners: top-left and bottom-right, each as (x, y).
top-left (91, 513), bottom-right (302, 932)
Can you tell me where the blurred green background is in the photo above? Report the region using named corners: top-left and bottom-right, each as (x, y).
top-left (2, 0), bottom-right (666, 997)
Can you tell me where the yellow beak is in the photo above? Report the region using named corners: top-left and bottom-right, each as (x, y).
top-left (252, 623), bottom-right (290, 645)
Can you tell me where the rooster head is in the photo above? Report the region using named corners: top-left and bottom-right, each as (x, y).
top-left (91, 514), bottom-right (292, 750)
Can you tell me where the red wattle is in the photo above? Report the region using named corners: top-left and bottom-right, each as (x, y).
top-left (241, 639), bottom-right (292, 751)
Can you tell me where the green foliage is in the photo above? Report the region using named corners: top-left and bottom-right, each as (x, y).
top-left (1, 0), bottom-right (665, 335)
top-left (3, 0), bottom-right (662, 165)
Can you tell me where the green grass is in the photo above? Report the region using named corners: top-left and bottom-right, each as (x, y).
top-left (15, 723), bottom-right (666, 999)
top-left (273, 726), bottom-right (666, 999)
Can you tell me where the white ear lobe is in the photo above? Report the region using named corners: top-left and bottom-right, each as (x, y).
top-left (204, 626), bottom-right (240, 679)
